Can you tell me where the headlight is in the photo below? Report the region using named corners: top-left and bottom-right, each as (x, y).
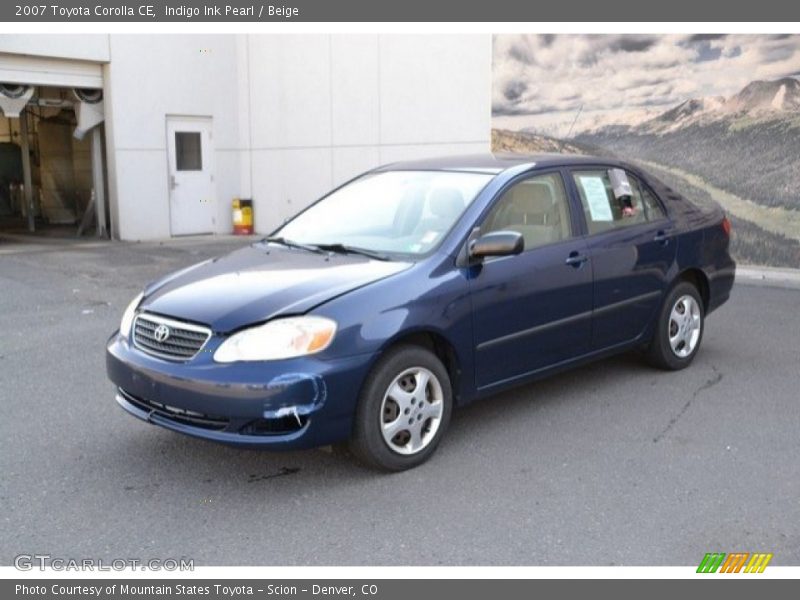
top-left (119, 292), bottom-right (144, 339)
top-left (214, 316), bottom-right (337, 363)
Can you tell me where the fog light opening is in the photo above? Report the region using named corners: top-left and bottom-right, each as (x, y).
top-left (241, 410), bottom-right (309, 436)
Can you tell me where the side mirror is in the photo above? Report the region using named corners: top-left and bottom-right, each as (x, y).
top-left (469, 231), bottom-right (524, 259)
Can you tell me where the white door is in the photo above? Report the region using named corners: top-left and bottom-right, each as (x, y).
top-left (166, 117), bottom-right (215, 236)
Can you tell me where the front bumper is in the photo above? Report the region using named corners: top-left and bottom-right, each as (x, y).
top-left (106, 333), bottom-right (375, 449)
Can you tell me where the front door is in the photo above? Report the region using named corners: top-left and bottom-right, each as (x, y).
top-left (166, 117), bottom-right (215, 236)
top-left (470, 171), bottom-right (593, 390)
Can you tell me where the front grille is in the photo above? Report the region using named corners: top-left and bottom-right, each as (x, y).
top-left (119, 388), bottom-right (229, 431)
top-left (133, 313), bottom-right (211, 361)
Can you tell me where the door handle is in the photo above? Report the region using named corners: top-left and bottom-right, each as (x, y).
top-left (654, 230), bottom-right (670, 245)
top-left (565, 251), bottom-right (589, 268)
top-left (170, 175), bottom-right (179, 191)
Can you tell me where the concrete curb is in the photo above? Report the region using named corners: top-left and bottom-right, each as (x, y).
top-left (736, 266), bottom-right (800, 290)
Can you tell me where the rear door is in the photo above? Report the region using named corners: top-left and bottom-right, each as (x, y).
top-left (569, 168), bottom-right (676, 350)
top-left (469, 170), bottom-right (593, 390)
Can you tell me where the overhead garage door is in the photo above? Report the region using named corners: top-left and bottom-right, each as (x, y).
top-left (0, 53), bottom-right (103, 89)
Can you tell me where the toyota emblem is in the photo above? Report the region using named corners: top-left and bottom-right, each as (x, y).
top-left (153, 324), bottom-right (171, 343)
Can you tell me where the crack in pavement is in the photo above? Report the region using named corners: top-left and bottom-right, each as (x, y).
top-left (247, 467), bottom-right (301, 482)
top-left (653, 365), bottom-right (723, 443)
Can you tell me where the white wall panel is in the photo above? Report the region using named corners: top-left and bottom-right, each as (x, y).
top-left (106, 35), bottom-right (240, 150)
top-left (250, 148), bottom-right (333, 234)
top-left (112, 151), bottom-right (171, 240)
top-left (378, 142), bottom-right (491, 165)
top-left (332, 146), bottom-right (380, 186)
top-left (214, 150), bottom-right (241, 234)
top-left (379, 35), bottom-right (492, 145)
top-left (247, 35), bottom-right (332, 149)
top-left (331, 35), bottom-right (380, 147)
top-left (245, 34), bottom-right (491, 234)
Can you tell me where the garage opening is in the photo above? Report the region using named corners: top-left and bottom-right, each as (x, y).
top-left (0, 83), bottom-right (108, 239)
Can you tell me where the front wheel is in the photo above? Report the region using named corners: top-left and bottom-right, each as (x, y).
top-left (645, 281), bottom-right (705, 370)
top-left (349, 345), bottom-right (452, 471)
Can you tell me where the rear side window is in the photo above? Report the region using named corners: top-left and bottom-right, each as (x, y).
top-left (572, 169), bottom-right (661, 235)
top-left (631, 176), bottom-right (666, 221)
top-left (481, 172), bottom-right (572, 251)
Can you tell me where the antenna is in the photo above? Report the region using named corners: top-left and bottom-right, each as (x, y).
top-left (565, 104), bottom-right (583, 140)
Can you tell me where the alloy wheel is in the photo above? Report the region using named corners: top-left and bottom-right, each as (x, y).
top-left (380, 367), bottom-right (444, 455)
top-left (668, 294), bottom-right (702, 358)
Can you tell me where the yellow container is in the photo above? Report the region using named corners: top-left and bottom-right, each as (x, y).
top-left (232, 197), bottom-right (253, 235)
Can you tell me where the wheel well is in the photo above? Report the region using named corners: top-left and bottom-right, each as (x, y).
top-left (389, 331), bottom-right (461, 402)
top-left (678, 268), bottom-right (710, 311)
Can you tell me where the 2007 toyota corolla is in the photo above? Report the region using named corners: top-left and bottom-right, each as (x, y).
top-left (107, 154), bottom-right (735, 471)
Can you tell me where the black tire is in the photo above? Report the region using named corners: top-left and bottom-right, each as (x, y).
top-left (645, 281), bottom-right (705, 371)
top-left (349, 345), bottom-right (453, 472)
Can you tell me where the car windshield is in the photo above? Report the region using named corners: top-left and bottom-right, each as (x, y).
top-left (274, 170), bottom-right (494, 256)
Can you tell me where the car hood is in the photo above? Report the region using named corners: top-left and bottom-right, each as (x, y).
top-left (141, 244), bottom-right (412, 332)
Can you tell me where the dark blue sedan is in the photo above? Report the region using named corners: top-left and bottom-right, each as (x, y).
top-left (107, 154), bottom-right (735, 471)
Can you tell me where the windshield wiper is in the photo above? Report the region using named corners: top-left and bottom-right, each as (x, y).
top-left (263, 236), bottom-right (324, 254)
top-left (312, 243), bottom-right (390, 261)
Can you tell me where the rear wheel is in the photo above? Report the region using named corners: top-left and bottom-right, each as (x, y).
top-left (349, 345), bottom-right (452, 471)
top-left (646, 281), bottom-right (705, 370)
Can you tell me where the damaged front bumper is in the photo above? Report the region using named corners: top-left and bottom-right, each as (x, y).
top-left (106, 332), bottom-right (375, 449)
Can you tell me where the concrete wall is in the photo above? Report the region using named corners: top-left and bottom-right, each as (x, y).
top-left (0, 34), bottom-right (492, 240)
top-left (103, 35), bottom-right (242, 239)
top-left (242, 34), bottom-right (492, 234)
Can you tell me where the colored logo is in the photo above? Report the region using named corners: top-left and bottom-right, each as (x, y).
top-left (697, 552), bottom-right (773, 573)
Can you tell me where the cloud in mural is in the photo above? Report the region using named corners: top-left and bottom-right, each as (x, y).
top-left (492, 34), bottom-right (800, 134)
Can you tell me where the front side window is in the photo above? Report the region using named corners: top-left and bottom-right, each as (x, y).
top-left (276, 170), bottom-right (493, 256)
top-left (481, 172), bottom-right (572, 251)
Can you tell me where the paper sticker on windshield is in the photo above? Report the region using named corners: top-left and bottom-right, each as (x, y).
top-left (420, 231), bottom-right (439, 244)
top-left (408, 243), bottom-right (423, 252)
top-left (578, 175), bottom-right (613, 222)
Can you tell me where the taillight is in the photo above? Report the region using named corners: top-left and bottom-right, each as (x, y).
top-left (721, 216), bottom-right (731, 237)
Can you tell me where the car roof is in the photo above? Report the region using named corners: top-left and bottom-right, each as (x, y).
top-left (374, 153), bottom-right (626, 175)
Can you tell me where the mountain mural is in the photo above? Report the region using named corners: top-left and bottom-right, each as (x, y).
top-left (623, 77), bottom-right (800, 134)
top-left (492, 34), bottom-right (800, 268)
top-left (574, 78), bottom-right (800, 212)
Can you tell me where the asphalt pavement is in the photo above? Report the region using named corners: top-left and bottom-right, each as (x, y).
top-left (1, 236), bottom-right (798, 566)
